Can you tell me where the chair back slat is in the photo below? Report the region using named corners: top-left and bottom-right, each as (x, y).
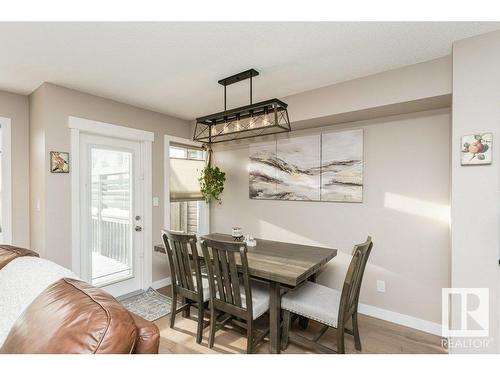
top-left (227, 251), bottom-right (242, 307)
top-left (338, 236), bottom-right (373, 325)
top-left (201, 238), bottom-right (252, 318)
top-left (238, 246), bottom-right (252, 312)
top-left (212, 248), bottom-right (226, 300)
top-left (219, 250), bottom-right (234, 304)
top-left (173, 240), bottom-right (187, 288)
top-left (165, 236), bottom-right (182, 288)
top-left (181, 241), bottom-right (195, 290)
top-left (162, 230), bottom-right (203, 297)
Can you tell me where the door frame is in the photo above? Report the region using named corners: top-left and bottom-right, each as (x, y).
top-left (0, 117), bottom-right (12, 244)
top-left (69, 116), bottom-right (153, 291)
top-left (164, 135), bottom-right (210, 234)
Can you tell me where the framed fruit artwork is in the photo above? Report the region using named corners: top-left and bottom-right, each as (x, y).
top-left (461, 133), bottom-right (492, 165)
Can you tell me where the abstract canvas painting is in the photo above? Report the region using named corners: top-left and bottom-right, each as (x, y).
top-left (275, 135), bottom-right (321, 200)
top-left (249, 141), bottom-right (278, 199)
top-left (249, 129), bottom-right (363, 202)
top-left (321, 129), bottom-right (363, 202)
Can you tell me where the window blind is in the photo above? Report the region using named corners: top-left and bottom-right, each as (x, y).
top-left (169, 141), bottom-right (204, 151)
top-left (169, 158), bottom-right (205, 201)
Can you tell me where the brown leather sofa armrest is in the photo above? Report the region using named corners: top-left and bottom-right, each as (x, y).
top-left (130, 312), bottom-right (160, 354)
top-left (0, 278), bottom-right (138, 354)
top-left (0, 245), bottom-right (39, 270)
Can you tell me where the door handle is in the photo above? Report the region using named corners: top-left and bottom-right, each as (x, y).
top-left (135, 226), bottom-right (143, 232)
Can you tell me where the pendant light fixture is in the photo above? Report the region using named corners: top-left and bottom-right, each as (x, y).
top-left (193, 69), bottom-right (291, 144)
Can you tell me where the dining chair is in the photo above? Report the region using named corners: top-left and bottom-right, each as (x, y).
top-left (280, 236), bottom-right (373, 354)
top-left (161, 230), bottom-right (209, 344)
top-left (200, 237), bottom-right (270, 354)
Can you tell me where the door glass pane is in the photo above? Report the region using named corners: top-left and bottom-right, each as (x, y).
top-left (91, 148), bottom-right (133, 286)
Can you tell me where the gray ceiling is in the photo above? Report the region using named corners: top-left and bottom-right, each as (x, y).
top-left (0, 22), bottom-right (499, 120)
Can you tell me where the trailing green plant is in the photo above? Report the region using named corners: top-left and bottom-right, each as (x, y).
top-left (199, 147), bottom-right (226, 203)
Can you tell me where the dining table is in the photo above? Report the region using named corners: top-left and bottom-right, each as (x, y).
top-left (154, 233), bottom-right (337, 353)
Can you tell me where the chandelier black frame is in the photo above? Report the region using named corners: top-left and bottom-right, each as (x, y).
top-left (193, 69), bottom-right (291, 144)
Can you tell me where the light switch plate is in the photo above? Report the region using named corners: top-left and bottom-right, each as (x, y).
top-left (153, 197), bottom-right (159, 207)
top-left (377, 280), bottom-right (386, 293)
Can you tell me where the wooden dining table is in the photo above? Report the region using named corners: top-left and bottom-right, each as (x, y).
top-left (154, 233), bottom-right (337, 353)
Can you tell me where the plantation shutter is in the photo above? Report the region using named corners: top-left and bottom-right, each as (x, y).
top-left (169, 144), bottom-right (205, 202)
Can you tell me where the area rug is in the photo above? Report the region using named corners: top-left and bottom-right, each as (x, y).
top-left (118, 287), bottom-right (172, 321)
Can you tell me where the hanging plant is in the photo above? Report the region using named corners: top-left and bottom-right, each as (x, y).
top-left (199, 146), bottom-right (226, 203)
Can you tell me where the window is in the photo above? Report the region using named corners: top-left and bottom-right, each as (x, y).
top-left (187, 148), bottom-right (204, 160)
top-left (170, 201), bottom-right (200, 233)
top-left (169, 145), bottom-right (205, 161)
top-left (168, 143), bottom-right (207, 235)
top-left (169, 146), bottom-right (187, 159)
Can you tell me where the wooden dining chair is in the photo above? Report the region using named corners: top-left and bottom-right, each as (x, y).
top-left (280, 236), bottom-right (373, 354)
top-left (161, 230), bottom-right (209, 344)
top-left (200, 237), bottom-right (270, 354)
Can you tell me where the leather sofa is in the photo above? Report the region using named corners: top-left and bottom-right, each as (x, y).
top-left (0, 245), bottom-right (160, 354)
top-left (0, 245), bottom-right (39, 269)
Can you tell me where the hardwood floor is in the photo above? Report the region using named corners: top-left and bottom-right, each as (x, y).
top-left (155, 286), bottom-right (447, 354)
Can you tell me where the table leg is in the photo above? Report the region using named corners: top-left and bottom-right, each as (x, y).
top-left (269, 281), bottom-right (281, 354)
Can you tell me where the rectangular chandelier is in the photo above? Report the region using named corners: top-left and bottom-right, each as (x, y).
top-left (193, 69), bottom-right (291, 144)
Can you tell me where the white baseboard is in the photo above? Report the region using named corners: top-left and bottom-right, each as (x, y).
top-left (152, 277), bottom-right (171, 290)
top-left (358, 302), bottom-right (442, 337)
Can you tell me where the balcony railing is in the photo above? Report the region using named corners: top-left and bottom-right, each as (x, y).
top-left (91, 215), bottom-right (130, 265)
top-left (91, 172), bottom-right (131, 268)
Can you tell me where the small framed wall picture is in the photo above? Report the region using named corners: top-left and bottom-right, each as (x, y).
top-left (50, 151), bottom-right (70, 173)
top-left (461, 133), bottom-right (492, 165)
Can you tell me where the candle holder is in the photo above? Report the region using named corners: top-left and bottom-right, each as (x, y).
top-left (231, 227), bottom-right (243, 241)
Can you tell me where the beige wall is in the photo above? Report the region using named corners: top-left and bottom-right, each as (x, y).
top-left (29, 83), bottom-right (191, 281)
top-left (451, 30), bottom-right (500, 353)
top-left (211, 109), bottom-right (450, 324)
top-left (0, 90), bottom-right (30, 248)
top-left (284, 56), bottom-right (451, 124)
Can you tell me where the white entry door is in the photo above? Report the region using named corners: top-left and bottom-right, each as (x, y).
top-left (79, 133), bottom-right (144, 296)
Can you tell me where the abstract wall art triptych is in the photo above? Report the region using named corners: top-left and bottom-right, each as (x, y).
top-left (249, 129), bottom-right (363, 202)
